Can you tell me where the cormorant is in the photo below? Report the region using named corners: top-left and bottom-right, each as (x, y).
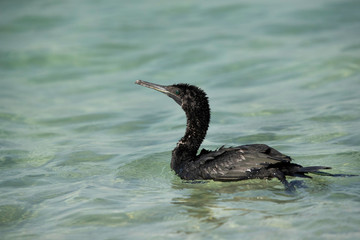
top-left (135, 80), bottom-right (353, 191)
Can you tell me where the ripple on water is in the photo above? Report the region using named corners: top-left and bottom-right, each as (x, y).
top-left (0, 204), bottom-right (32, 226)
top-left (48, 150), bottom-right (117, 179)
top-left (38, 112), bottom-right (118, 127)
top-left (0, 148), bottom-right (54, 169)
top-left (117, 151), bottom-right (173, 182)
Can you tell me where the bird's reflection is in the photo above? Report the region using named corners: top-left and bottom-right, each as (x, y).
top-left (170, 178), bottom-right (302, 231)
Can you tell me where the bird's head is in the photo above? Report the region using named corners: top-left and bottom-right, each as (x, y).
top-left (135, 80), bottom-right (209, 113)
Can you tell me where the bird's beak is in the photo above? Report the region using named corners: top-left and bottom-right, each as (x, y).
top-left (135, 80), bottom-right (169, 94)
top-left (135, 80), bottom-right (182, 105)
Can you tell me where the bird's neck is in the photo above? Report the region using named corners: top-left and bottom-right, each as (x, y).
top-left (171, 104), bottom-right (210, 171)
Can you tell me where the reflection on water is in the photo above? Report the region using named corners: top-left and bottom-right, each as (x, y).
top-left (170, 179), bottom-right (305, 232)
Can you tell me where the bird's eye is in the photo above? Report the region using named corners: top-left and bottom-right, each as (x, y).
top-left (175, 90), bottom-right (180, 95)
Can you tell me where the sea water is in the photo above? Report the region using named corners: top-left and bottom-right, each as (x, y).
top-left (1, 0), bottom-right (359, 239)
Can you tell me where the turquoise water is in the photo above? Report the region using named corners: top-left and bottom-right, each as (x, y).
top-left (1, 0), bottom-right (360, 239)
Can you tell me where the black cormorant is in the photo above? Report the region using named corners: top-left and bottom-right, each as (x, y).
top-left (135, 80), bottom-right (353, 190)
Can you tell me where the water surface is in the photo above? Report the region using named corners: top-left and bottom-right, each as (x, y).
top-left (1, 0), bottom-right (360, 239)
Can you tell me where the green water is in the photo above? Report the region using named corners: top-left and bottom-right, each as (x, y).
top-left (1, 0), bottom-right (360, 239)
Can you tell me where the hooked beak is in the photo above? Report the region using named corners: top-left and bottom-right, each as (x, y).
top-left (135, 80), bottom-right (181, 105)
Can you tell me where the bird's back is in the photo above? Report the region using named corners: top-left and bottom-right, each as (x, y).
top-left (178, 144), bottom-right (296, 181)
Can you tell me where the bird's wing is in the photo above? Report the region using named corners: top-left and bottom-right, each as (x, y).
top-left (196, 144), bottom-right (292, 181)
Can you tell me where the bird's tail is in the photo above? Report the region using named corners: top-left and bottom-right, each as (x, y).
top-left (297, 166), bottom-right (358, 177)
top-left (280, 165), bottom-right (358, 192)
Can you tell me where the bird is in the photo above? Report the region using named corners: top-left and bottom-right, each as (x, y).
top-left (135, 80), bottom-right (354, 191)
